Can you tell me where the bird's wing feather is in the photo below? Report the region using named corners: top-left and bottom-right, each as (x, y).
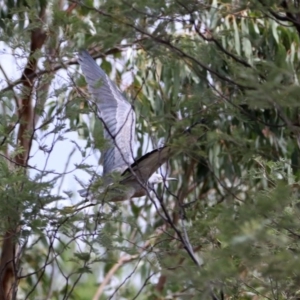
top-left (78, 50), bottom-right (136, 174)
top-left (120, 146), bottom-right (172, 184)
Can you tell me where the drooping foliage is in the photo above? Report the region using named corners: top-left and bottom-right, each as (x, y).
top-left (1, 0), bottom-right (300, 299)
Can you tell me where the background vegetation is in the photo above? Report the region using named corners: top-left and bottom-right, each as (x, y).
top-left (1, 0), bottom-right (300, 299)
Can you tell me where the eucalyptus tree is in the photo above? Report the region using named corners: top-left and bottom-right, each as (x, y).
top-left (0, 0), bottom-right (300, 299)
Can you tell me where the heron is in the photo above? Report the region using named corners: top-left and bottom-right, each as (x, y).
top-left (78, 50), bottom-right (176, 202)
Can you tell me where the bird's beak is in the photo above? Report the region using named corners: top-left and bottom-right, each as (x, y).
top-left (165, 177), bottom-right (177, 181)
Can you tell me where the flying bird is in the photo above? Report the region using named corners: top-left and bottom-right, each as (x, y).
top-left (78, 50), bottom-right (176, 202)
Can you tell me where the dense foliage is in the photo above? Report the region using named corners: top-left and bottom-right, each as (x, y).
top-left (1, 0), bottom-right (300, 299)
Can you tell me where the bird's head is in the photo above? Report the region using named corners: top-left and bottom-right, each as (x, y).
top-left (148, 173), bottom-right (177, 188)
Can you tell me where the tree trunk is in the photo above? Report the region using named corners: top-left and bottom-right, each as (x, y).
top-left (0, 6), bottom-right (47, 299)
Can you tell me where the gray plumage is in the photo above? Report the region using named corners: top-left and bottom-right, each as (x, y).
top-left (78, 50), bottom-right (176, 201)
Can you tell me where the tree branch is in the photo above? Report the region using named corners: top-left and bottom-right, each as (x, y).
top-left (0, 4), bottom-right (48, 299)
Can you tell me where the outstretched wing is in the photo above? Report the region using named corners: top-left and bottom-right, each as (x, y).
top-left (120, 146), bottom-right (172, 184)
top-left (78, 50), bottom-right (136, 174)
